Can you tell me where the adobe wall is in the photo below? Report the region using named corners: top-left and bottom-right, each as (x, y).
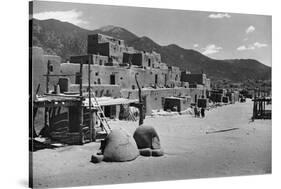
top-left (123, 53), bottom-right (143, 66)
top-left (181, 73), bottom-right (206, 85)
top-left (60, 63), bottom-right (179, 89)
top-left (68, 84), bottom-right (121, 97)
top-left (121, 87), bottom-right (205, 115)
top-left (70, 54), bottom-right (108, 65)
top-left (31, 47), bottom-right (61, 96)
top-left (88, 34), bottom-right (125, 63)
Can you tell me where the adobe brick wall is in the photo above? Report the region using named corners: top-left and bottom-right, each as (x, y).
top-left (31, 47), bottom-right (61, 96)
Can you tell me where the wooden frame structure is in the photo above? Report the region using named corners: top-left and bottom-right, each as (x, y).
top-left (252, 97), bottom-right (271, 120)
top-left (252, 88), bottom-right (271, 120)
top-left (32, 60), bottom-right (99, 144)
top-left (32, 59), bottom-right (138, 145)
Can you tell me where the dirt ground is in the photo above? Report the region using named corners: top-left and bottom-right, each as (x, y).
top-left (31, 100), bottom-right (271, 188)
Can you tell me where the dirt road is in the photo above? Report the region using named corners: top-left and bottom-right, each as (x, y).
top-left (32, 100), bottom-right (271, 188)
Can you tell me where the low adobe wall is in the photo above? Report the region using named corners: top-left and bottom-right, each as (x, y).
top-left (121, 87), bottom-right (206, 115)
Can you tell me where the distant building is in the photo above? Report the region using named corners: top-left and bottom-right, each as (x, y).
top-left (181, 72), bottom-right (211, 90)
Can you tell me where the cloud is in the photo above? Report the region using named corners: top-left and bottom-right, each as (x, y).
top-left (253, 42), bottom-right (268, 48)
top-left (237, 45), bottom-right (247, 51)
top-left (237, 42), bottom-right (268, 51)
top-left (246, 25), bottom-right (255, 34)
top-left (208, 13), bottom-right (231, 19)
top-left (33, 9), bottom-right (88, 26)
top-left (193, 44), bottom-right (199, 48)
top-left (237, 45), bottom-right (254, 51)
top-left (202, 44), bottom-right (222, 55)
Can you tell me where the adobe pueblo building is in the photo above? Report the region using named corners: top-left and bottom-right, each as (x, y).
top-left (61, 33), bottom-right (211, 113)
top-left (31, 33), bottom-right (213, 145)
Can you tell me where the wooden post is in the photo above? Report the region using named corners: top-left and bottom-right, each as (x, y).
top-left (88, 57), bottom-right (95, 141)
top-left (79, 61), bottom-right (84, 144)
top-left (79, 61), bottom-right (83, 97)
top-left (44, 61), bottom-right (51, 135)
top-left (46, 60), bottom-right (51, 93)
top-left (135, 73), bottom-right (144, 126)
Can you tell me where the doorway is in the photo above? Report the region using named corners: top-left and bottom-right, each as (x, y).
top-left (110, 74), bottom-right (115, 85)
top-left (68, 107), bottom-right (80, 132)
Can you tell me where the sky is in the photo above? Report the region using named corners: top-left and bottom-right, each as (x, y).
top-left (32, 1), bottom-right (272, 67)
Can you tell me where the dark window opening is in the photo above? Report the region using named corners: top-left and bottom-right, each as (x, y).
top-left (110, 74), bottom-right (116, 85)
top-left (148, 59), bottom-right (151, 67)
top-left (155, 74), bottom-right (158, 85)
top-left (75, 72), bottom-right (81, 84)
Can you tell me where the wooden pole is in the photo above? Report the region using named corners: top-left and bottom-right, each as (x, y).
top-left (79, 61), bottom-right (84, 144)
top-left (46, 60), bottom-right (50, 93)
top-left (88, 57), bottom-right (95, 141)
top-left (135, 73), bottom-right (143, 126)
top-left (79, 61), bottom-right (83, 97)
top-left (44, 61), bottom-right (51, 134)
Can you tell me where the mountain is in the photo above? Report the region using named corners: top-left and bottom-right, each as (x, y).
top-left (93, 25), bottom-right (138, 42)
top-left (30, 18), bottom-right (271, 82)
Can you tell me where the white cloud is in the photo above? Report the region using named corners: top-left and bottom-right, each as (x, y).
top-left (246, 25), bottom-right (255, 34)
top-left (202, 44), bottom-right (222, 55)
top-left (208, 13), bottom-right (231, 19)
top-left (237, 42), bottom-right (268, 51)
top-left (193, 44), bottom-right (199, 48)
top-left (237, 45), bottom-right (247, 51)
top-left (253, 42), bottom-right (268, 48)
top-left (33, 9), bottom-right (88, 26)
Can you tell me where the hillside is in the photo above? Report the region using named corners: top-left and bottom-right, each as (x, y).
top-left (30, 18), bottom-right (271, 82)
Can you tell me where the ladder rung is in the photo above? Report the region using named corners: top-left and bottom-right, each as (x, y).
top-left (90, 92), bottom-right (112, 132)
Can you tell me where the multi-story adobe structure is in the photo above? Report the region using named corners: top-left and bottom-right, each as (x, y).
top-left (32, 33), bottom-right (211, 117)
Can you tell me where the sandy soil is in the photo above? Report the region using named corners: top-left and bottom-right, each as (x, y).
top-left (31, 100), bottom-right (271, 188)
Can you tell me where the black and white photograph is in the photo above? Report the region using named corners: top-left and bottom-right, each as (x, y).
top-left (29, 0), bottom-right (272, 188)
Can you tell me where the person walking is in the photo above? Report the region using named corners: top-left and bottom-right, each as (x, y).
top-left (201, 107), bottom-right (205, 118)
top-left (194, 106), bottom-right (198, 117)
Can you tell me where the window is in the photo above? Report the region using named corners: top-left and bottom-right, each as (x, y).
top-left (95, 72), bottom-right (99, 76)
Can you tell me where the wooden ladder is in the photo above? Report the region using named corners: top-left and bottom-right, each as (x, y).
top-left (91, 92), bottom-right (112, 136)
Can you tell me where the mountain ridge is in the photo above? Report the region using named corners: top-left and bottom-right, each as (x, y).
top-left (30, 18), bottom-right (271, 82)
